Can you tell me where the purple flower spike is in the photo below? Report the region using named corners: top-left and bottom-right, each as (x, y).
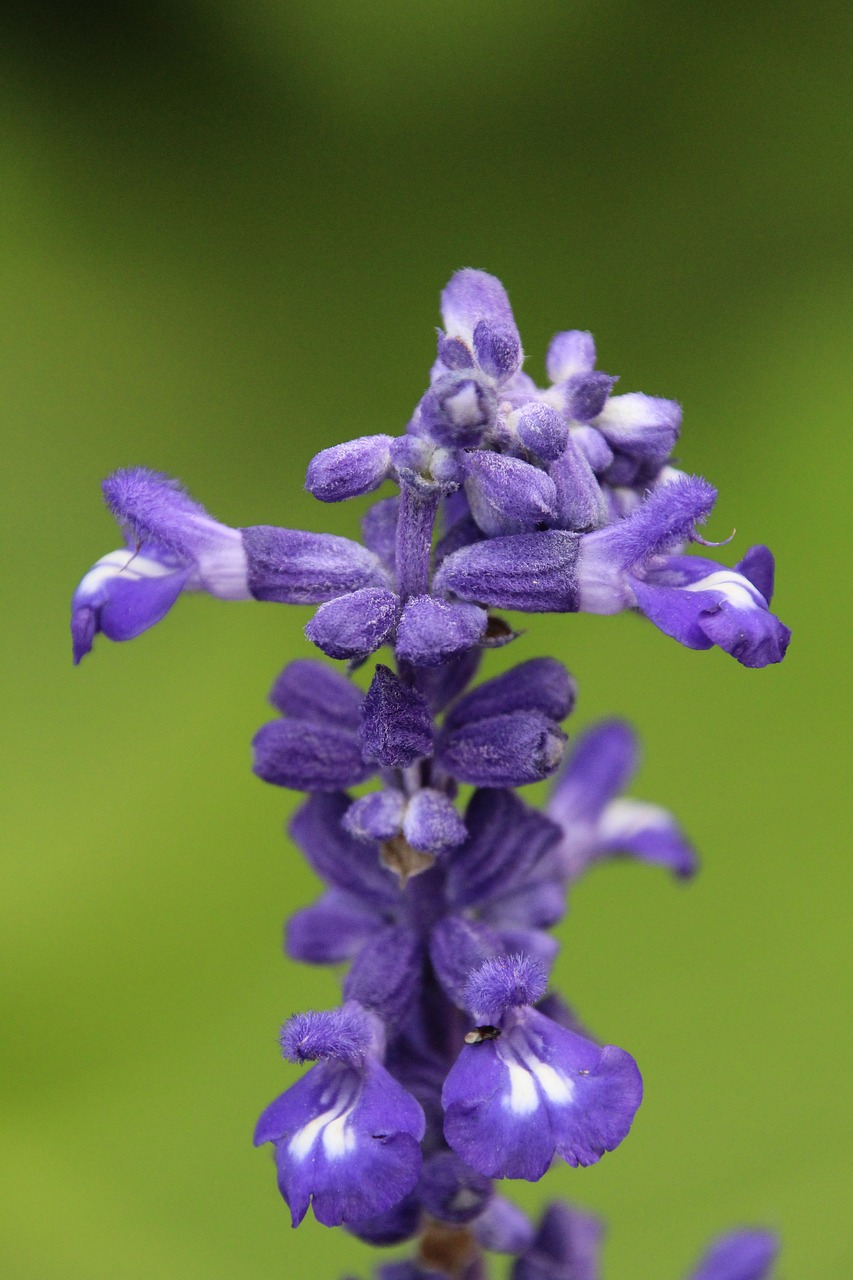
top-left (511, 1202), bottom-right (604, 1280)
top-left (255, 1003), bottom-right (426, 1227)
top-left (688, 1230), bottom-right (778, 1280)
top-left (306, 435), bottom-right (394, 503)
top-left (548, 721), bottom-right (696, 881)
top-left (464, 454), bottom-right (557, 537)
top-left (440, 711), bottom-right (567, 788)
top-left (305, 587), bottom-right (400, 660)
top-left (71, 467), bottom-right (250, 661)
top-left (442, 958), bottom-right (642, 1180)
top-left (396, 596), bottom-right (488, 668)
top-left (360, 666), bottom-right (434, 767)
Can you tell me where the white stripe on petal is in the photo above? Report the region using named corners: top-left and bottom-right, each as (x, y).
top-left (503, 1059), bottom-right (539, 1115)
top-left (598, 798), bottom-right (672, 841)
top-left (77, 549), bottom-right (177, 597)
top-left (683, 570), bottom-right (763, 608)
top-left (288, 1088), bottom-right (357, 1163)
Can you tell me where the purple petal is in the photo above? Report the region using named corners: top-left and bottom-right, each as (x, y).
top-left (512, 1202), bottom-right (604, 1280)
top-left (344, 926), bottom-right (423, 1024)
top-left (306, 435), bottom-right (394, 502)
top-left (268, 658), bottom-right (364, 728)
top-left (344, 789), bottom-right (407, 842)
top-left (596, 797), bottom-right (697, 878)
top-left (434, 531), bottom-right (582, 613)
top-left (429, 916), bottom-right (503, 1008)
top-left (631, 564), bottom-right (791, 667)
top-left (403, 789), bottom-right (467, 853)
top-left (445, 658), bottom-right (576, 731)
top-left (442, 1008), bottom-right (642, 1179)
top-left (474, 1195), bottom-right (535, 1254)
top-left (735, 545), bottom-right (775, 605)
top-left (417, 1150), bottom-right (492, 1225)
top-left (446, 788), bottom-right (562, 911)
top-left (280, 1003), bottom-right (376, 1064)
top-left (286, 891), bottom-right (379, 964)
top-left (362, 496), bottom-right (401, 575)
top-left (360, 665), bottom-right (434, 767)
top-left (241, 526), bottom-right (386, 603)
top-left (464, 453), bottom-right (557, 537)
top-left (594, 393), bottom-right (681, 467)
top-left (548, 721), bottom-right (638, 829)
top-left (473, 320), bottom-right (522, 381)
top-left (464, 954), bottom-right (549, 1023)
top-left (70, 605), bottom-right (96, 663)
top-left (548, 438), bottom-right (607, 532)
top-left (102, 468), bottom-right (232, 562)
top-left (689, 1230), bottom-right (778, 1280)
top-left (546, 331), bottom-right (596, 384)
top-left (418, 378), bottom-right (496, 449)
top-left (437, 329), bottom-right (475, 370)
top-left (256, 1058), bottom-right (424, 1227)
top-left (441, 270), bottom-right (519, 353)
top-left (252, 718), bottom-right (372, 791)
top-left (583, 475), bottom-right (717, 575)
top-left (78, 559), bottom-right (190, 644)
top-left (305, 587), bottom-right (400, 660)
top-left (289, 792), bottom-right (399, 906)
top-left (565, 371), bottom-right (616, 423)
top-left (516, 403), bottom-right (568, 462)
top-left (439, 711), bottom-right (566, 787)
top-left (396, 596), bottom-right (488, 668)
top-left (571, 424), bottom-right (614, 473)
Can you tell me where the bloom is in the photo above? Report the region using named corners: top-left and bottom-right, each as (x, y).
top-left (441, 956), bottom-right (643, 1180)
top-left (254, 1003), bottom-right (425, 1227)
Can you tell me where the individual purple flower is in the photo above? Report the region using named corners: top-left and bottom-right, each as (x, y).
top-left (71, 467), bottom-right (388, 663)
top-left (441, 956), bottom-right (642, 1180)
top-left (254, 1002), bottom-right (425, 1227)
top-left (306, 435), bottom-right (395, 503)
top-left (547, 720), bottom-right (696, 881)
top-left (511, 1201), bottom-right (604, 1280)
top-left (688, 1230), bottom-right (778, 1280)
top-left (435, 475), bottom-right (790, 667)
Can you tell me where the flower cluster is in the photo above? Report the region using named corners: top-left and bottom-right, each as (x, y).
top-left (71, 270), bottom-right (788, 1277)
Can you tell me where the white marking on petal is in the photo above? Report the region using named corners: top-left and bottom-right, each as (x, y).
top-left (598, 798), bottom-right (672, 841)
top-left (683, 570), bottom-right (763, 608)
top-left (77, 549), bottom-right (177, 598)
top-left (531, 1062), bottom-right (575, 1106)
top-left (503, 1059), bottom-right (539, 1115)
top-left (287, 1086), bottom-right (358, 1163)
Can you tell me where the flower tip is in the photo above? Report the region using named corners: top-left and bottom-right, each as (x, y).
top-left (464, 953), bottom-right (549, 1022)
top-left (279, 1005), bottom-right (374, 1065)
top-left (71, 606), bottom-right (96, 664)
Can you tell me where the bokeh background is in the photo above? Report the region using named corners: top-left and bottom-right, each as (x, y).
top-left (1, 2), bottom-right (850, 1277)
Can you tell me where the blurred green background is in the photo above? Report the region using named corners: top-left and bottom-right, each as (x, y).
top-left (1, 1), bottom-right (850, 1277)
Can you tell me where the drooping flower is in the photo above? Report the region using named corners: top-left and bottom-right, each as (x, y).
top-left (71, 467), bottom-right (387, 662)
top-left (547, 720), bottom-right (696, 881)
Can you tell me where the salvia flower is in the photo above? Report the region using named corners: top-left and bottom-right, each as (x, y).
top-left (72, 268), bottom-right (788, 1278)
top-left (441, 956), bottom-right (643, 1180)
top-left (254, 1003), bottom-right (425, 1227)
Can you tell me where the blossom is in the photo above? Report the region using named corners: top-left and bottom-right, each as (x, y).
top-left (254, 1003), bottom-right (425, 1227)
top-left (441, 956), bottom-right (642, 1180)
top-left (71, 467), bottom-right (387, 662)
top-left (547, 720), bottom-right (696, 881)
